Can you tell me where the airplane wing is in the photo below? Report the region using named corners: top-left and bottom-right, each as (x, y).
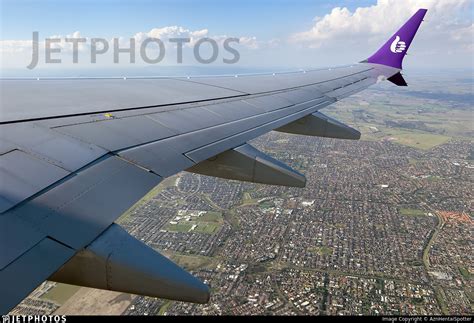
top-left (0, 9), bottom-right (427, 314)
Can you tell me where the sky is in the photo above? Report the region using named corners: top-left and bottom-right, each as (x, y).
top-left (0, 0), bottom-right (473, 75)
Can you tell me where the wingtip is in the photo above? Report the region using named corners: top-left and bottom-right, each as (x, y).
top-left (365, 9), bottom-right (427, 69)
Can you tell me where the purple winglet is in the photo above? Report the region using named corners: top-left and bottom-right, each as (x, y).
top-left (366, 9), bottom-right (427, 69)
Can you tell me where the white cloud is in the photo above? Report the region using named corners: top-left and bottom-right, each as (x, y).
top-left (132, 26), bottom-right (270, 50)
top-left (292, 0), bottom-right (471, 44)
top-left (0, 26), bottom-right (265, 69)
top-left (290, 0), bottom-right (473, 67)
top-left (0, 40), bottom-right (33, 54)
top-left (133, 26), bottom-right (209, 46)
top-left (0, 31), bottom-right (88, 56)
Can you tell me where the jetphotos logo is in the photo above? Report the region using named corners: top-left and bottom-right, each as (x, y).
top-left (26, 31), bottom-right (241, 70)
top-left (390, 36), bottom-right (406, 54)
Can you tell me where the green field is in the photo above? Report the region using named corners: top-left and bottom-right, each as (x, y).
top-left (361, 125), bottom-right (452, 150)
top-left (434, 286), bottom-right (449, 315)
top-left (400, 208), bottom-right (427, 217)
top-left (243, 192), bottom-right (252, 200)
top-left (199, 211), bottom-right (223, 223)
top-left (198, 223), bottom-right (219, 234)
top-left (158, 301), bottom-right (172, 315)
top-left (310, 246), bottom-right (334, 256)
top-left (225, 209), bottom-right (241, 230)
top-left (165, 211), bottom-right (223, 234)
top-left (166, 221), bottom-right (219, 234)
top-left (382, 129), bottom-right (451, 150)
top-left (326, 93), bottom-right (473, 151)
top-left (166, 223), bottom-right (194, 232)
top-left (459, 267), bottom-right (472, 280)
top-left (166, 253), bottom-right (215, 270)
top-left (40, 283), bottom-right (80, 305)
top-left (241, 191), bottom-right (259, 206)
top-left (408, 158), bottom-right (420, 165)
top-left (259, 200), bottom-right (275, 209)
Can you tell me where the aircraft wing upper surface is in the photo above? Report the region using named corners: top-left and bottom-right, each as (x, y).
top-left (0, 8), bottom-right (427, 314)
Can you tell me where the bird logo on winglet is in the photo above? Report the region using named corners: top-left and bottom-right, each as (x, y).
top-left (390, 36), bottom-right (406, 53)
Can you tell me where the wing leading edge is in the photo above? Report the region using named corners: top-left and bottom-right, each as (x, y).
top-left (0, 9), bottom-right (427, 314)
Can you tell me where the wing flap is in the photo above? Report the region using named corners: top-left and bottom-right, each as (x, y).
top-left (0, 238), bottom-right (75, 314)
top-left (1, 156), bottom-right (162, 313)
top-left (0, 149), bottom-right (70, 213)
top-left (0, 215), bottom-right (45, 270)
top-left (1, 123), bottom-right (106, 171)
top-left (11, 155), bottom-right (162, 250)
top-left (118, 141), bottom-right (196, 177)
